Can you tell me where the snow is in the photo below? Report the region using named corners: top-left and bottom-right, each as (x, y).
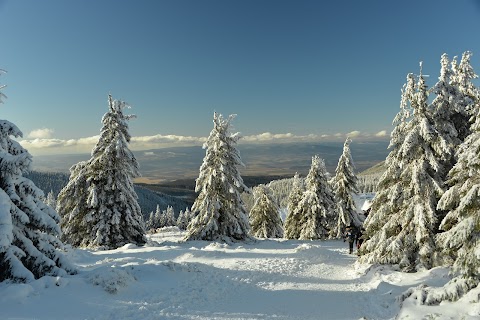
top-left (0, 228), bottom-right (478, 320)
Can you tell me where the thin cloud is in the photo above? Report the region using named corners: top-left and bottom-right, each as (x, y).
top-left (27, 128), bottom-right (54, 139)
top-left (375, 130), bottom-right (388, 137)
top-left (242, 132), bottom-right (295, 142)
top-left (20, 135), bottom-right (101, 155)
top-left (132, 134), bottom-right (206, 144)
top-left (20, 130), bottom-right (389, 155)
top-left (346, 131), bottom-right (361, 138)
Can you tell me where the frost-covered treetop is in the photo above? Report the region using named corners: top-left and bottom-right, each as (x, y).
top-left (204, 112), bottom-right (241, 152)
top-left (452, 51), bottom-right (479, 99)
top-left (92, 95), bottom-right (137, 158)
top-left (305, 155), bottom-right (328, 192)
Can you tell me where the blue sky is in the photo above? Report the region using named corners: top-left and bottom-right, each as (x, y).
top-left (0, 0), bottom-right (479, 154)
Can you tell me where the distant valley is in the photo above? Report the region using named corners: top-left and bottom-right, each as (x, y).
top-left (31, 140), bottom-right (389, 183)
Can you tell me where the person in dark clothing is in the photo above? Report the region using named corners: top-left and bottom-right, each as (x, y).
top-left (356, 227), bottom-right (365, 252)
top-left (343, 226), bottom-right (357, 254)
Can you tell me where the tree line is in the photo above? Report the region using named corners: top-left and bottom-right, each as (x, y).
top-left (358, 51), bottom-right (480, 304)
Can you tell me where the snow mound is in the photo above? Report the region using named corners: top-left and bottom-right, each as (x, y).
top-left (202, 242), bottom-right (230, 251)
top-left (161, 260), bottom-right (201, 273)
top-left (87, 266), bottom-right (136, 294)
top-left (120, 243), bottom-right (139, 250)
top-left (295, 243), bottom-right (314, 251)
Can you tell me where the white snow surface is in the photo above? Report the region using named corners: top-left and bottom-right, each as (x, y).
top-left (1, 228), bottom-right (478, 320)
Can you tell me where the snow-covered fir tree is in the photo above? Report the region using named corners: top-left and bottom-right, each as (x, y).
top-left (163, 206), bottom-right (176, 227)
top-left (359, 74), bottom-right (415, 262)
top-left (57, 95), bottom-right (146, 249)
top-left (357, 175), bottom-right (380, 193)
top-left (185, 206), bottom-right (195, 224)
top-left (155, 205), bottom-right (165, 228)
top-left (0, 71), bottom-right (74, 282)
top-left (331, 137), bottom-right (360, 238)
top-left (44, 190), bottom-right (57, 210)
top-left (429, 53), bottom-right (465, 228)
top-left (360, 65), bottom-right (450, 271)
top-left (249, 185), bottom-right (284, 238)
top-left (185, 113), bottom-right (250, 241)
top-left (146, 205), bottom-right (161, 231)
top-left (432, 93), bottom-right (480, 301)
top-left (145, 211), bottom-right (155, 231)
top-left (176, 208), bottom-right (190, 230)
top-left (450, 51), bottom-right (479, 141)
top-left (284, 172), bottom-right (305, 239)
top-left (430, 53), bottom-right (461, 174)
top-left (291, 155), bottom-right (336, 240)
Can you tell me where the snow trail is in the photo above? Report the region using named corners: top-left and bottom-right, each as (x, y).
top-left (0, 230), bottom-right (420, 320)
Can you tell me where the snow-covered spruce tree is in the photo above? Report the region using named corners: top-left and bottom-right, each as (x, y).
top-left (185, 113), bottom-right (250, 241)
top-left (430, 53), bottom-right (461, 172)
top-left (185, 206), bottom-right (195, 223)
top-left (284, 172), bottom-right (305, 239)
top-left (44, 190), bottom-right (57, 210)
top-left (163, 206), bottom-right (176, 227)
top-left (360, 66), bottom-right (450, 271)
top-left (450, 51), bottom-right (479, 141)
top-left (57, 95), bottom-right (146, 249)
top-left (0, 71), bottom-right (74, 282)
top-left (176, 209), bottom-right (188, 230)
top-left (431, 96), bottom-right (480, 302)
top-left (145, 210), bottom-right (155, 231)
top-left (292, 155), bottom-right (336, 240)
top-left (331, 137), bottom-right (360, 238)
top-left (358, 74), bottom-right (415, 261)
top-left (249, 184), bottom-right (284, 238)
top-left (429, 53), bottom-right (464, 228)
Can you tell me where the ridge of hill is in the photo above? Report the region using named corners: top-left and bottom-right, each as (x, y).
top-left (358, 160), bottom-right (386, 177)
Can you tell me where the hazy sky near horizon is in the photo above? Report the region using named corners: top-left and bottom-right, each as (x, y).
top-left (1, 0), bottom-right (480, 155)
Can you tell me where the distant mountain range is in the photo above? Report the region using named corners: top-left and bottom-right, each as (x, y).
top-left (31, 141), bottom-right (390, 183)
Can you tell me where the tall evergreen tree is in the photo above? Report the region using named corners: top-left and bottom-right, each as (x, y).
top-left (57, 95), bottom-right (146, 249)
top-left (185, 206), bottom-right (195, 224)
top-left (176, 209), bottom-right (189, 230)
top-left (185, 113), bottom-right (250, 241)
top-left (249, 185), bottom-right (284, 239)
top-left (0, 71), bottom-right (74, 282)
top-left (284, 173), bottom-right (305, 239)
top-left (360, 65), bottom-right (448, 271)
top-left (430, 53), bottom-right (463, 229)
top-left (450, 51), bottom-right (479, 141)
top-left (433, 95), bottom-right (480, 300)
top-left (430, 53), bottom-right (461, 170)
top-left (145, 210), bottom-right (156, 231)
top-left (358, 73), bottom-right (415, 261)
top-left (163, 206), bottom-right (176, 227)
top-left (44, 190), bottom-right (57, 210)
top-left (331, 137), bottom-right (360, 238)
top-left (154, 204), bottom-right (163, 228)
top-left (292, 155), bottom-right (336, 240)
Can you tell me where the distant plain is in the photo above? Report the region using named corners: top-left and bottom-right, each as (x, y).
top-left (32, 140), bottom-right (389, 183)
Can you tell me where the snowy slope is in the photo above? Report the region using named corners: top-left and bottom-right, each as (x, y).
top-left (0, 228), bottom-right (478, 320)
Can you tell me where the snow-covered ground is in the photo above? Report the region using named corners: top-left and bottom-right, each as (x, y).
top-left (1, 228), bottom-right (479, 320)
